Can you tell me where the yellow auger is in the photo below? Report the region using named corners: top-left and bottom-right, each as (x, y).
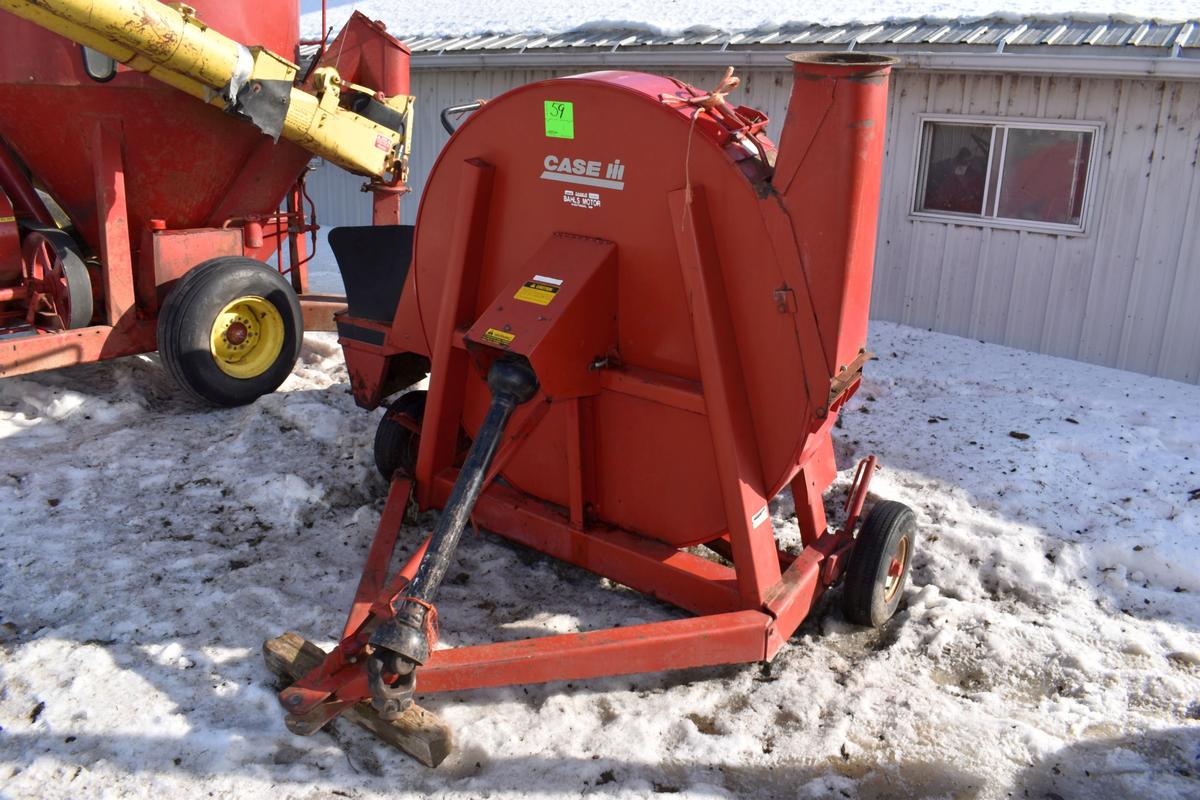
top-left (0, 0), bottom-right (413, 181)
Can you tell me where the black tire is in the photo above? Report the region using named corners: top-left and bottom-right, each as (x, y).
top-left (842, 500), bottom-right (917, 627)
top-left (374, 390), bottom-right (427, 480)
top-left (157, 257), bottom-right (303, 407)
top-left (55, 240), bottom-right (92, 330)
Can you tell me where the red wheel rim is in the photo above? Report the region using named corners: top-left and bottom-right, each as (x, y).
top-left (22, 232), bottom-right (72, 328)
top-left (883, 536), bottom-right (908, 603)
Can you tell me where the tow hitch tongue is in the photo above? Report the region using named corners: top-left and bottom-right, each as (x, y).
top-left (366, 357), bottom-right (539, 718)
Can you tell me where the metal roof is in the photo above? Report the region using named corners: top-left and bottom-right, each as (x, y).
top-left (391, 17), bottom-right (1199, 56)
top-left (298, 16), bottom-right (1200, 79)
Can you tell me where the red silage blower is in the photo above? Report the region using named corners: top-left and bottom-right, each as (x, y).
top-left (265, 53), bottom-right (919, 766)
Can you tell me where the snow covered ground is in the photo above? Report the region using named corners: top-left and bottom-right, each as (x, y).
top-left (301, 0), bottom-right (1198, 39)
top-left (1, 323), bottom-right (1197, 799)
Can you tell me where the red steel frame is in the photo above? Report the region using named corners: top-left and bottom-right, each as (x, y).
top-left (276, 160), bottom-right (876, 731)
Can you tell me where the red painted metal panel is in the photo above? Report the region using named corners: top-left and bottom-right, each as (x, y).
top-left (669, 184), bottom-right (781, 605)
top-left (564, 397), bottom-right (586, 527)
top-left (412, 159), bottom-right (495, 510)
top-left (463, 234), bottom-right (618, 400)
top-left (309, 12), bottom-right (410, 97)
top-left (0, 322), bottom-right (156, 378)
top-left (136, 227), bottom-right (243, 313)
top-left (432, 474), bottom-right (742, 617)
top-left (339, 332), bottom-right (397, 409)
top-left (90, 120), bottom-right (134, 328)
top-left (597, 365), bottom-right (705, 415)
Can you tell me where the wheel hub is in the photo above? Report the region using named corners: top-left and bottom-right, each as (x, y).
top-left (209, 295), bottom-right (285, 379)
top-left (225, 320), bottom-right (249, 345)
top-left (882, 537), bottom-right (908, 603)
top-left (21, 231), bottom-right (76, 329)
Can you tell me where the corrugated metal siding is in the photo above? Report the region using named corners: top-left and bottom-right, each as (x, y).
top-left (873, 70), bottom-right (1200, 383)
top-left (305, 161), bottom-right (370, 228)
top-left (307, 66), bottom-right (1200, 383)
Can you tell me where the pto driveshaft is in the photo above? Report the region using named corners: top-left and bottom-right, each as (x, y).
top-left (367, 358), bottom-right (539, 718)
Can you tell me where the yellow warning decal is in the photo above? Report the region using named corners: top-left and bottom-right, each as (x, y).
top-left (0, 216), bottom-right (15, 224)
top-left (481, 328), bottom-right (515, 348)
top-left (514, 275), bottom-right (561, 306)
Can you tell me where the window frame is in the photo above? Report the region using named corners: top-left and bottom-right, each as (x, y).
top-left (909, 113), bottom-right (1104, 236)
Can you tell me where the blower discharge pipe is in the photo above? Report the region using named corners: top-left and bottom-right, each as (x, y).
top-left (0, 0), bottom-right (403, 178)
top-left (770, 52), bottom-right (897, 375)
top-left (367, 358), bottom-right (539, 718)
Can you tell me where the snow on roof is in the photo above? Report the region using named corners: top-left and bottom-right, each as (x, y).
top-left (302, 0), bottom-right (1198, 39)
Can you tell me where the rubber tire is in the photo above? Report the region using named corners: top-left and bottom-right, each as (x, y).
top-left (157, 257), bottom-right (303, 407)
top-left (842, 500), bottom-right (917, 628)
top-left (374, 390), bottom-right (427, 480)
top-left (57, 244), bottom-right (92, 329)
top-left (24, 228), bottom-right (93, 329)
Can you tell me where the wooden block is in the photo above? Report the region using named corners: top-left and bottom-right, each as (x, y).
top-left (263, 632), bottom-right (453, 767)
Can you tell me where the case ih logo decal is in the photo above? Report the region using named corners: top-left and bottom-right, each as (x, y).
top-left (540, 155), bottom-right (625, 191)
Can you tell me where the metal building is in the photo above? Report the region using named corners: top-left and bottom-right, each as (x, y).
top-left (307, 17), bottom-right (1200, 383)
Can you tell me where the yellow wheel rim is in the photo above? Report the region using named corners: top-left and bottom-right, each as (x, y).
top-left (209, 295), bottom-right (285, 379)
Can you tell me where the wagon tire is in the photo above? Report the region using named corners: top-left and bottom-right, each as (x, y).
top-left (374, 390), bottom-right (427, 481)
top-left (157, 257), bottom-right (303, 407)
top-left (842, 500), bottom-right (917, 627)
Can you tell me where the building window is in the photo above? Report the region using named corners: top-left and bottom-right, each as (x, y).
top-left (913, 116), bottom-right (1100, 233)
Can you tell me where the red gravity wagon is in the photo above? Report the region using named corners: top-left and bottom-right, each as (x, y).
top-left (0, 0), bottom-right (413, 405)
